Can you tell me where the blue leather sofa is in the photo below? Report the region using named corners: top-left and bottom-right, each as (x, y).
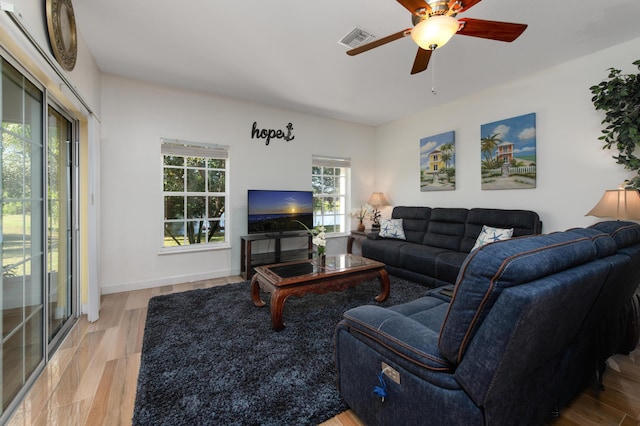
top-left (335, 221), bottom-right (640, 425)
top-left (362, 206), bottom-right (542, 287)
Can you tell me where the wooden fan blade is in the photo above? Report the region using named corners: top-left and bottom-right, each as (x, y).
top-left (346, 29), bottom-right (411, 56)
top-left (411, 48), bottom-right (432, 74)
top-left (457, 18), bottom-right (527, 42)
top-left (396, 0), bottom-right (430, 16)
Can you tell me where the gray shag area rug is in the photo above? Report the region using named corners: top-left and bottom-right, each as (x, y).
top-left (133, 276), bottom-right (427, 425)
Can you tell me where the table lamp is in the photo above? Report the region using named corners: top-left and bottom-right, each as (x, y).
top-left (585, 188), bottom-right (640, 220)
top-left (368, 192), bottom-right (390, 230)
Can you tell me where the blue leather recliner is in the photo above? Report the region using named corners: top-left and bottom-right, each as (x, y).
top-left (335, 221), bottom-right (640, 425)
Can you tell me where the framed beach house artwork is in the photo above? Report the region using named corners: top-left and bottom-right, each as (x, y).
top-left (480, 113), bottom-right (536, 190)
top-left (420, 131), bottom-right (455, 192)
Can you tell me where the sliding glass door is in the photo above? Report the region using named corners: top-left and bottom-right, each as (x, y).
top-left (1, 56), bottom-right (78, 421)
top-left (1, 57), bottom-right (45, 414)
top-left (47, 106), bottom-right (75, 348)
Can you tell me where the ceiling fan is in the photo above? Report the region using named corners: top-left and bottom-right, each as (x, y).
top-left (347, 0), bottom-right (527, 75)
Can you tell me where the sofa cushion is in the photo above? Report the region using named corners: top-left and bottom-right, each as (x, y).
top-left (389, 296), bottom-right (451, 335)
top-left (379, 218), bottom-right (406, 240)
top-left (564, 227), bottom-right (617, 258)
top-left (397, 244), bottom-right (450, 278)
top-left (391, 206), bottom-right (431, 244)
top-left (361, 238), bottom-right (410, 266)
top-left (471, 225), bottom-right (514, 250)
top-left (438, 231), bottom-right (603, 364)
top-left (341, 303), bottom-right (452, 371)
top-left (590, 220), bottom-right (640, 249)
top-left (435, 252), bottom-right (469, 284)
top-left (460, 208), bottom-right (542, 252)
top-left (423, 208), bottom-right (468, 250)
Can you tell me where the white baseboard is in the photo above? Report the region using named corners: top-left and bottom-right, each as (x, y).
top-left (100, 267), bottom-right (240, 294)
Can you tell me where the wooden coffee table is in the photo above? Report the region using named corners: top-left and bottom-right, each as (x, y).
top-left (250, 254), bottom-right (389, 331)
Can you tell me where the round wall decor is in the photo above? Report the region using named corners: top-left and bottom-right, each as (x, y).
top-left (46, 0), bottom-right (78, 71)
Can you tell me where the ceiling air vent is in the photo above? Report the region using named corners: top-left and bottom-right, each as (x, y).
top-left (338, 28), bottom-right (376, 49)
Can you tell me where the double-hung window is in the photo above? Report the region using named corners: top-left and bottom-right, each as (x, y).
top-left (162, 140), bottom-right (229, 249)
top-left (311, 155), bottom-right (350, 234)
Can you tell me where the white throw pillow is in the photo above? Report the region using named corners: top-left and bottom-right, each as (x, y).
top-left (472, 225), bottom-right (514, 250)
top-left (379, 218), bottom-right (406, 240)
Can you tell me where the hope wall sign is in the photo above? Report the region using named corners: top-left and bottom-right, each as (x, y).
top-left (251, 121), bottom-right (295, 145)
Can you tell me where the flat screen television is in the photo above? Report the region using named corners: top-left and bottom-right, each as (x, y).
top-left (247, 190), bottom-right (314, 235)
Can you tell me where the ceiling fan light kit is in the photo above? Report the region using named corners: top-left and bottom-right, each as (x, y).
top-left (411, 15), bottom-right (459, 50)
top-left (346, 0), bottom-right (527, 75)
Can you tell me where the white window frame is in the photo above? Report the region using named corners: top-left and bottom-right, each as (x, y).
top-left (312, 155), bottom-right (351, 235)
top-left (161, 139), bottom-right (229, 252)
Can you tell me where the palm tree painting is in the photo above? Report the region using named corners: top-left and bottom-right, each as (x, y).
top-left (480, 113), bottom-right (536, 190)
top-left (420, 131), bottom-right (455, 191)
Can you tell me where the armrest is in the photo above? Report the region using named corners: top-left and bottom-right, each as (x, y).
top-left (340, 305), bottom-right (451, 371)
top-left (427, 284), bottom-right (455, 300)
top-left (366, 231), bottom-right (382, 240)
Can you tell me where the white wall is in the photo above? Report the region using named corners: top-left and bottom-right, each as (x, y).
top-left (99, 37), bottom-right (640, 293)
top-left (374, 37), bottom-right (640, 233)
top-left (99, 75), bottom-right (376, 293)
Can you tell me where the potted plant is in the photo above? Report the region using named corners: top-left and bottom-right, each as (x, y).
top-left (349, 204), bottom-right (372, 232)
top-left (590, 59), bottom-right (640, 189)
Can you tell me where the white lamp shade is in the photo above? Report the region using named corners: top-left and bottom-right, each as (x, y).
top-left (586, 189), bottom-right (640, 220)
top-left (410, 15), bottom-right (459, 50)
top-left (367, 192), bottom-right (389, 207)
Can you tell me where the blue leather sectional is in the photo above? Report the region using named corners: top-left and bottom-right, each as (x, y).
top-left (335, 221), bottom-right (640, 425)
top-left (362, 206), bottom-right (543, 287)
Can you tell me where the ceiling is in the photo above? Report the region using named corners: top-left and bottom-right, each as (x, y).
top-left (74, 0), bottom-right (640, 127)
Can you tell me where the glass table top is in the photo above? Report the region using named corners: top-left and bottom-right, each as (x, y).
top-left (264, 254), bottom-right (381, 279)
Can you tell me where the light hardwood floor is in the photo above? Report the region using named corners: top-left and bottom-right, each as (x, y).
top-left (6, 277), bottom-right (640, 426)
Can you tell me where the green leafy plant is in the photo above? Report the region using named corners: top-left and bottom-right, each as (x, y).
top-left (590, 59), bottom-right (640, 189)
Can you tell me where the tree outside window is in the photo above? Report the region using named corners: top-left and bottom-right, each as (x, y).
top-left (311, 156), bottom-right (350, 234)
top-left (162, 141), bottom-right (228, 248)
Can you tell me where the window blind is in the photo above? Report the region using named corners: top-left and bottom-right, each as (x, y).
top-left (312, 155), bottom-right (351, 168)
top-left (161, 139), bottom-right (229, 159)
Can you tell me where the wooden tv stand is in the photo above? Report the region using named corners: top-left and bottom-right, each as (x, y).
top-left (240, 233), bottom-right (313, 279)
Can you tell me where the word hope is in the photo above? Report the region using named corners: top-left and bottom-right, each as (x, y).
top-left (251, 121), bottom-right (295, 145)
